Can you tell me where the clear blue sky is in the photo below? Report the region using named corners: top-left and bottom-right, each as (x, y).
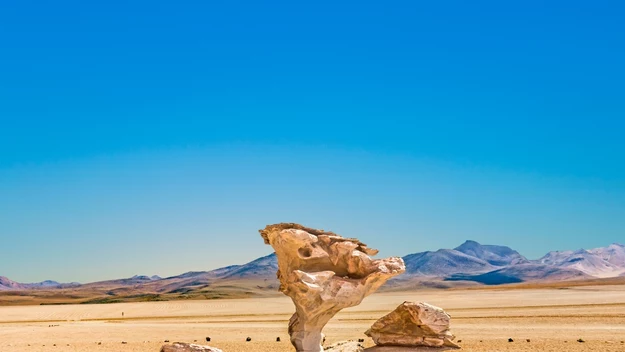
top-left (1, 1), bottom-right (624, 283)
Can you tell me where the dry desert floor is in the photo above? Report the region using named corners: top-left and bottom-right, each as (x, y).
top-left (1, 285), bottom-right (625, 352)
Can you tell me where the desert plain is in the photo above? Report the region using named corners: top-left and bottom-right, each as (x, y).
top-left (1, 283), bottom-right (624, 352)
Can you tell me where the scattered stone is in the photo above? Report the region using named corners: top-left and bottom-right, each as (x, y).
top-left (526, 339), bottom-right (530, 342)
top-left (365, 301), bottom-right (459, 348)
top-left (358, 338), bottom-right (365, 342)
top-left (122, 341), bottom-right (127, 344)
top-left (246, 337), bottom-right (251, 342)
top-left (276, 337), bottom-right (281, 342)
top-left (165, 340), bottom-right (170, 343)
top-left (508, 338), bottom-right (514, 342)
top-left (160, 342), bottom-right (223, 352)
top-left (457, 340), bottom-right (462, 343)
top-left (323, 340), bottom-right (364, 352)
top-left (577, 338), bottom-right (585, 343)
top-left (205, 337), bottom-right (210, 342)
top-left (97, 342), bottom-right (101, 345)
top-left (260, 223), bottom-right (405, 352)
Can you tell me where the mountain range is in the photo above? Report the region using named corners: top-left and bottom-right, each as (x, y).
top-left (1, 241), bottom-right (624, 303)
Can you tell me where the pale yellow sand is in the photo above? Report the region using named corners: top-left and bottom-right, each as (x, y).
top-left (1, 285), bottom-right (624, 352)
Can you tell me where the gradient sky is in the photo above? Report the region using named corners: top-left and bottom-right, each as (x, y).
top-left (1, 1), bottom-right (624, 283)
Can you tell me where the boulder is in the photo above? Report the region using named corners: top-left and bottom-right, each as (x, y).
top-left (260, 223), bottom-right (406, 352)
top-left (160, 342), bottom-right (224, 352)
top-left (365, 302), bottom-right (459, 349)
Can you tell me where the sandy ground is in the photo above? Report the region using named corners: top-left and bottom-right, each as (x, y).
top-left (1, 285), bottom-right (625, 352)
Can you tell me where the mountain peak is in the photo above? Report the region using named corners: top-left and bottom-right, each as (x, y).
top-left (456, 240), bottom-right (482, 248)
top-left (454, 240), bottom-right (528, 266)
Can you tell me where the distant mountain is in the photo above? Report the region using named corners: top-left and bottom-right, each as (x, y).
top-left (0, 277), bottom-right (75, 290)
top-left (0, 276), bottom-right (24, 290)
top-left (123, 253), bottom-right (278, 295)
top-left (538, 247), bottom-right (624, 278)
top-left (3, 241), bottom-right (624, 301)
top-left (447, 263), bottom-right (590, 285)
top-left (454, 240), bottom-right (529, 266)
top-left (403, 249), bottom-right (495, 276)
top-left (589, 243), bottom-right (625, 267)
top-left (24, 280), bottom-right (61, 288)
top-left (219, 253), bottom-right (278, 280)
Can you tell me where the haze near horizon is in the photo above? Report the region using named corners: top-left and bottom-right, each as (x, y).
top-left (1, 1), bottom-right (624, 283)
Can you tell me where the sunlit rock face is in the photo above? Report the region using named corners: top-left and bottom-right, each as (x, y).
top-left (259, 223), bottom-right (406, 352)
top-left (365, 302), bottom-right (459, 349)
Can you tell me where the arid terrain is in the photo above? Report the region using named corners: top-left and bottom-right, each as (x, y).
top-left (1, 284), bottom-right (624, 352)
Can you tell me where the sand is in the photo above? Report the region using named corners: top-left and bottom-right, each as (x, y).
top-left (1, 285), bottom-right (624, 352)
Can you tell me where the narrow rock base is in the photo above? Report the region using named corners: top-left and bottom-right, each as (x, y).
top-left (324, 340), bottom-right (365, 352)
top-left (364, 346), bottom-right (460, 351)
top-left (160, 342), bottom-right (223, 352)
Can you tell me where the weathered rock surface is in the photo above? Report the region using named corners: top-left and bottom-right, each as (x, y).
top-left (365, 302), bottom-right (459, 349)
top-left (160, 342), bottom-right (223, 352)
top-left (260, 223), bottom-right (406, 352)
top-left (324, 340), bottom-right (365, 352)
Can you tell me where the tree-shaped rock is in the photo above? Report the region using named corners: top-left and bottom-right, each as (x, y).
top-left (260, 223), bottom-right (406, 352)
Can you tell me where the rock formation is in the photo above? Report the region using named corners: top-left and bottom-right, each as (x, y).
top-left (260, 223), bottom-right (406, 352)
top-left (365, 302), bottom-right (459, 349)
top-left (160, 342), bottom-right (223, 352)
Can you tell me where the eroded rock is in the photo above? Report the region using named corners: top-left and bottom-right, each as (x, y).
top-left (260, 223), bottom-right (405, 352)
top-left (160, 342), bottom-right (223, 352)
top-left (365, 302), bottom-right (459, 349)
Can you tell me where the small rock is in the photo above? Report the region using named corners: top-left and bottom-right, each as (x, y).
top-left (526, 339), bottom-right (531, 342)
top-left (165, 340), bottom-right (170, 342)
top-left (205, 337), bottom-right (211, 342)
top-left (276, 337), bottom-right (281, 342)
top-left (457, 340), bottom-right (462, 343)
top-left (246, 337), bottom-right (251, 342)
top-left (122, 341), bottom-right (127, 344)
top-left (577, 338), bottom-right (585, 343)
top-left (508, 338), bottom-right (514, 342)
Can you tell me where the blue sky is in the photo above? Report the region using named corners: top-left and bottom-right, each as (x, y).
top-left (1, 1), bottom-right (624, 283)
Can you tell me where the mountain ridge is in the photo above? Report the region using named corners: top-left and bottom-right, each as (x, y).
top-left (3, 242), bottom-right (624, 292)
